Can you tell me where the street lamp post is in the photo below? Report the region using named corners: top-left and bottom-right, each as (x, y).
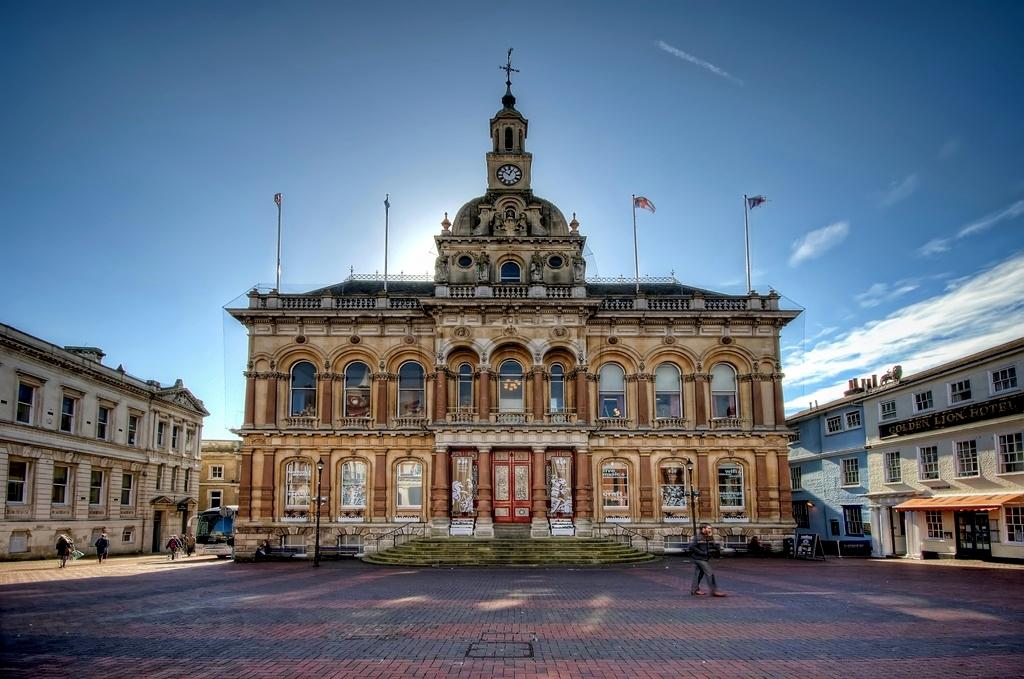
top-left (685, 459), bottom-right (700, 537)
top-left (314, 457), bottom-right (324, 567)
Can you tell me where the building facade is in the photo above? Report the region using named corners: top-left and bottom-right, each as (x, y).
top-left (227, 80), bottom-right (801, 559)
top-left (862, 338), bottom-right (1024, 562)
top-left (199, 439), bottom-right (242, 511)
top-left (0, 323), bottom-right (208, 559)
top-left (787, 397), bottom-right (872, 555)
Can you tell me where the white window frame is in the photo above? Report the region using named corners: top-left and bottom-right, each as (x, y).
top-left (171, 425), bottom-right (181, 450)
top-left (601, 461), bottom-right (630, 510)
top-left (341, 460), bottom-right (368, 509)
top-left (925, 510), bottom-right (944, 539)
top-left (949, 379), bottom-right (972, 405)
top-left (395, 460), bottom-right (424, 510)
top-left (841, 458), bottom-right (860, 487)
top-left (60, 394), bottom-right (78, 433)
top-left (884, 451), bottom-right (902, 483)
top-left (127, 413), bottom-right (140, 447)
top-left (96, 404), bottom-right (112, 440)
top-left (845, 410), bottom-right (862, 429)
top-left (1006, 506), bottom-right (1024, 544)
top-left (52, 464), bottom-right (71, 505)
top-left (913, 390), bottom-right (933, 413)
top-left (209, 489), bottom-right (223, 509)
top-left (6, 459), bottom-right (30, 504)
top-left (991, 366), bottom-right (1018, 395)
top-left (120, 473), bottom-right (134, 506)
top-left (955, 440), bottom-right (979, 478)
top-left (879, 400), bottom-right (897, 421)
top-left (997, 432), bottom-right (1024, 474)
top-left (122, 526), bottom-right (135, 543)
top-left (825, 415), bottom-right (843, 434)
top-left (156, 420), bottom-right (167, 447)
top-left (210, 465), bottom-right (225, 480)
top-left (790, 466), bottom-right (802, 490)
top-left (918, 445), bottom-right (939, 481)
top-left (15, 381), bottom-right (36, 425)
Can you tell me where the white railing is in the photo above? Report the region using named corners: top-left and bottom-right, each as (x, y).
top-left (493, 285), bottom-right (528, 298)
top-left (653, 417), bottom-right (690, 430)
top-left (493, 410), bottom-right (530, 425)
top-left (600, 298), bottom-right (635, 311)
top-left (648, 298), bottom-right (690, 311)
top-left (285, 415), bottom-right (319, 429)
top-left (450, 286), bottom-right (476, 298)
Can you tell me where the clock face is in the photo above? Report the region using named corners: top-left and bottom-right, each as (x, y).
top-left (496, 164), bottom-right (522, 186)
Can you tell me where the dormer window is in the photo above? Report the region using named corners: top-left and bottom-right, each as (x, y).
top-left (499, 261), bottom-right (521, 283)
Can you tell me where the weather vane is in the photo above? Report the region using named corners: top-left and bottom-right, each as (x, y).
top-left (499, 47), bottom-right (519, 86)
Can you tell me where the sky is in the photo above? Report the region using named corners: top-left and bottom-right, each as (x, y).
top-left (3, 2), bottom-right (1023, 439)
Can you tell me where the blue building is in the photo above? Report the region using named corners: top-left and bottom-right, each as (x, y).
top-left (787, 392), bottom-right (873, 555)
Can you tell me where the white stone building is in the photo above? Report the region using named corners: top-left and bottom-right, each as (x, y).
top-left (863, 338), bottom-right (1024, 562)
top-left (0, 322), bottom-right (208, 559)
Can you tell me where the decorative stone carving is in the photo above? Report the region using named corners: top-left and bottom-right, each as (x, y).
top-left (434, 254), bottom-right (449, 281)
top-left (453, 325), bottom-right (471, 338)
top-left (529, 253), bottom-right (543, 282)
top-left (551, 326), bottom-right (568, 339)
top-left (572, 255), bottom-right (586, 282)
top-left (476, 252), bottom-right (491, 282)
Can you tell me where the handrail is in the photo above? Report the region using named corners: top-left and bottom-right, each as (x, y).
top-left (372, 522), bottom-right (426, 552)
top-left (596, 522), bottom-right (649, 552)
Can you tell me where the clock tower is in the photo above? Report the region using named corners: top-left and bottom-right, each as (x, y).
top-left (486, 52), bottom-right (532, 192)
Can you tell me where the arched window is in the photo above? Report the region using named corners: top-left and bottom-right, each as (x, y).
top-left (718, 462), bottom-right (745, 510)
top-left (396, 461), bottom-right (423, 509)
top-left (284, 460), bottom-right (312, 518)
top-left (599, 363), bottom-right (626, 418)
top-left (457, 363), bottom-right (474, 409)
top-left (498, 360), bottom-right (524, 412)
top-left (504, 127), bottom-right (513, 151)
top-left (499, 261), bottom-right (521, 283)
top-left (711, 363), bottom-right (738, 418)
top-left (290, 361), bottom-right (317, 416)
top-left (340, 460), bottom-right (367, 508)
top-left (549, 363), bottom-right (565, 413)
top-left (601, 461), bottom-right (629, 509)
top-left (397, 362), bottom-right (425, 416)
top-left (655, 364), bottom-right (682, 418)
top-left (660, 462), bottom-right (688, 509)
top-left (344, 362), bottom-right (371, 418)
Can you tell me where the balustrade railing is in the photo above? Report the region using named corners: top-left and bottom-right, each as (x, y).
top-left (285, 415), bottom-right (319, 429)
top-left (393, 415), bottom-right (428, 429)
top-left (335, 416), bottom-right (371, 430)
top-left (709, 417), bottom-right (744, 430)
top-left (545, 409), bottom-right (577, 425)
top-left (597, 416), bottom-right (631, 429)
top-left (449, 286), bottom-right (476, 298)
top-left (493, 285), bottom-right (528, 298)
top-left (446, 408), bottom-right (477, 423)
top-left (334, 297), bottom-right (376, 309)
top-left (648, 298), bottom-right (690, 311)
top-left (545, 286), bottom-right (573, 298)
top-left (705, 298), bottom-right (748, 311)
top-left (600, 298), bottom-right (635, 311)
top-left (492, 409), bottom-right (531, 425)
top-left (282, 297), bottom-right (322, 309)
top-left (653, 417), bottom-right (690, 430)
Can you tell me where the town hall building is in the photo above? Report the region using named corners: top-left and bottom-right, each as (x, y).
top-left (227, 68), bottom-right (801, 559)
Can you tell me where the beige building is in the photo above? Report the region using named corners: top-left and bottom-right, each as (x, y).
top-left (199, 439), bottom-right (242, 511)
top-left (226, 79), bottom-right (800, 559)
top-left (0, 323), bottom-right (208, 559)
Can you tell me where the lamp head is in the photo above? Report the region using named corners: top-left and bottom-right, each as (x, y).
top-left (316, 457), bottom-right (325, 472)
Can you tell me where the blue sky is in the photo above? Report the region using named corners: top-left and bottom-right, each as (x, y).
top-left (3, 2), bottom-right (1023, 438)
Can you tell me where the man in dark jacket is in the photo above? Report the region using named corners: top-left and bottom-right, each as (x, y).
top-left (689, 524), bottom-right (727, 597)
top-left (95, 533), bottom-right (110, 563)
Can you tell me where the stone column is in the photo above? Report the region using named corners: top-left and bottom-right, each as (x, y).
top-left (243, 367), bottom-right (256, 428)
top-left (238, 447), bottom-right (253, 520)
top-left (431, 447), bottom-right (449, 519)
top-left (574, 448), bottom-right (592, 535)
top-left (639, 450), bottom-right (655, 521)
top-left (532, 368), bottom-right (545, 422)
top-left (693, 373), bottom-right (709, 427)
top-left (434, 368), bottom-right (448, 423)
top-left (754, 452), bottom-right (770, 521)
top-left (261, 450), bottom-right (276, 521)
top-left (374, 372), bottom-right (390, 428)
top-left (772, 373), bottom-right (786, 427)
top-left (475, 447), bottom-right (493, 537)
top-left (636, 373), bottom-right (651, 427)
top-left (697, 450), bottom-right (712, 517)
top-left (318, 452), bottom-right (332, 520)
top-left (372, 451), bottom-right (388, 522)
top-left (574, 369), bottom-right (589, 423)
top-left (478, 368), bottom-right (491, 423)
top-left (318, 372), bottom-right (333, 429)
top-left (264, 372), bottom-right (279, 429)
top-left (531, 447), bottom-right (548, 536)
top-left (777, 452), bottom-right (792, 520)
top-left (751, 374), bottom-right (764, 426)
top-left (740, 375), bottom-right (754, 428)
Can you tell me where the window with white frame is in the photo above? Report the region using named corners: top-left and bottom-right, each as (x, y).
top-left (127, 414), bottom-right (140, 446)
top-left (60, 395), bottom-right (77, 433)
top-left (89, 470), bottom-right (104, 505)
top-left (16, 382), bottom-right (36, 424)
top-left (918, 446), bottom-right (939, 480)
top-left (842, 458), bottom-right (860, 486)
top-left (120, 473), bottom-right (134, 506)
top-left (156, 421), bottom-right (166, 447)
top-left (826, 415), bottom-right (843, 434)
top-left (601, 462), bottom-right (629, 509)
top-left (790, 466), bottom-right (802, 490)
top-left (659, 463), bottom-right (687, 509)
top-left (925, 510), bottom-right (943, 539)
top-left (341, 460), bottom-right (368, 508)
top-left (210, 465), bottom-right (224, 480)
top-left (998, 433), bottom-right (1023, 474)
top-left (992, 366), bottom-right (1018, 394)
top-left (183, 469), bottom-right (190, 492)
top-left (914, 390), bottom-right (933, 412)
top-left (845, 411), bottom-right (861, 429)
top-left (710, 364), bottom-right (738, 419)
top-left (396, 461), bottom-right (423, 509)
top-left (122, 526), bottom-right (135, 543)
top-left (96, 405), bottom-right (111, 440)
top-left (879, 400), bottom-right (897, 421)
top-left (843, 505), bottom-right (864, 536)
top-left (285, 460), bottom-right (312, 510)
top-left (884, 451), bottom-right (902, 483)
top-left (549, 363), bottom-right (565, 413)
top-left (717, 463), bottom-right (744, 509)
top-left (397, 362), bottom-right (426, 417)
top-left (955, 440), bottom-right (979, 478)
top-left (52, 465), bottom-right (70, 504)
top-left (1006, 506), bottom-right (1024, 543)
top-left (7, 460), bottom-right (29, 503)
top-left (949, 379), bottom-right (972, 404)
top-left (499, 260), bottom-right (521, 283)
top-left (209, 490), bottom-right (222, 508)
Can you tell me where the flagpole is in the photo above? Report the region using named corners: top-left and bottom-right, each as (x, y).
top-left (384, 194), bottom-right (390, 295)
top-left (632, 194), bottom-right (640, 295)
top-left (276, 195), bottom-right (282, 291)
top-left (743, 194), bottom-right (751, 293)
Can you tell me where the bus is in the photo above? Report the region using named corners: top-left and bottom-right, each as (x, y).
top-left (195, 505), bottom-right (237, 558)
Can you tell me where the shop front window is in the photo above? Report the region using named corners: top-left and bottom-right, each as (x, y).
top-left (717, 463), bottom-right (744, 510)
top-left (601, 462), bottom-right (629, 509)
top-left (284, 460), bottom-right (311, 520)
top-left (340, 460), bottom-right (367, 508)
top-left (660, 463), bottom-right (687, 509)
top-left (396, 461), bottom-right (423, 509)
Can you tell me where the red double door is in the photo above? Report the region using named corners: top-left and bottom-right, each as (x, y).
top-left (492, 451), bottom-right (531, 523)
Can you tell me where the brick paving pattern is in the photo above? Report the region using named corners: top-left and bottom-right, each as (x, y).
top-left (2, 556), bottom-right (1022, 678)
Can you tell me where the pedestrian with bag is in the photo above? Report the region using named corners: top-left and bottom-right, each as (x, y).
top-left (55, 534), bottom-right (73, 568)
top-left (166, 534), bottom-right (181, 560)
top-left (95, 533), bottom-right (110, 563)
top-left (182, 531), bottom-right (195, 557)
top-left (689, 523), bottom-right (727, 597)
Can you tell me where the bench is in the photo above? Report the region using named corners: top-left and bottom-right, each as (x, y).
top-left (263, 546), bottom-right (306, 560)
top-left (318, 545), bottom-right (362, 559)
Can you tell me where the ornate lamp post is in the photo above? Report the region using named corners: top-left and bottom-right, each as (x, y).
top-left (313, 457), bottom-right (324, 567)
top-left (685, 459), bottom-right (700, 537)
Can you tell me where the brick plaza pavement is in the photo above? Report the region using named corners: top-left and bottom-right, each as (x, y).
top-left (2, 555), bottom-right (1022, 678)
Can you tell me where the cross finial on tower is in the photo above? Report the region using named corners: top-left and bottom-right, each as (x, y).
top-left (499, 48), bottom-right (520, 109)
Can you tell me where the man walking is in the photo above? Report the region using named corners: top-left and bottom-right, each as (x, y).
top-left (690, 523), bottom-right (727, 597)
top-left (95, 533), bottom-right (110, 563)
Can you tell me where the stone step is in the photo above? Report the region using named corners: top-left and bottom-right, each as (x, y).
top-left (363, 536), bottom-right (659, 567)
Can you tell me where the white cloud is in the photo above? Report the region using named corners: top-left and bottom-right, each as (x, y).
top-left (917, 238), bottom-right (950, 257)
top-left (656, 40), bottom-right (743, 86)
top-left (878, 173), bottom-right (920, 207)
top-left (788, 221), bottom-right (849, 267)
top-left (918, 199), bottom-right (1024, 257)
top-left (783, 252), bottom-right (1024, 411)
top-left (854, 280), bottom-right (919, 308)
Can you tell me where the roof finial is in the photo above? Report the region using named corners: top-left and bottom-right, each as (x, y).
top-left (499, 47), bottom-right (519, 109)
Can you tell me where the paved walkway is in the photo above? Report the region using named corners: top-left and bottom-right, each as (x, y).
top-left (2, 556), bottom-right (1022, 678)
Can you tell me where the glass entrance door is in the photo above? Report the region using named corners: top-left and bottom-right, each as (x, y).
top-left (955, 511), bottom-right (992, 560)
top-left (493, 451), bottom-right (531, 523)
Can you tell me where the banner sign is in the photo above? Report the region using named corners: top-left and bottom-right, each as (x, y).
top-left (879, 393), bottom-right (1023, 439)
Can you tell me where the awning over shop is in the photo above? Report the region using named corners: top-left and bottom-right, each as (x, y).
top-left (894, 493), bottom-right (1023, 512)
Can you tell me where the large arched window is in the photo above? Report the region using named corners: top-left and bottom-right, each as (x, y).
top-left (660, 462), bottom-right (688, 509)
top-left (549, 363), bottom-right (565, 413)
top-left (498, 359), bottom-right (524, 412)
top-left (499, 261), bottom-right (521, 283)
top-left (284, 460), bottom-right (311, 519)
top-left (711, 363), bottom-right (738, 418)
top-left (655, 364), bottom-right (683, 418)
top-left (344, 362), bottom-right (371, 418)
top-left (457, 363), bottom-right (474, 409)
top-left (601, 461), bottom-right (629, 509)
top-left (290, 361), bottom-right (317, 416)
top-left (718, 462), bottom-right (745, 510)
top-left (340, 460), bottom-right (367, 508)
top-left (396, 461), bottom-right (423, 509)
top-left (397, 362), bottom-right (425, 416)
top-left (599, 363), bottom-right (626, 418)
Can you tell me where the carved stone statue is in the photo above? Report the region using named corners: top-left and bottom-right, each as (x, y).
top-left (529, 253), bottom-right (543, 282)
top-left (572, 255), bottom-right (586, 283)
top-left (434, 254), bottom-right (449, 281)
top-left (476, 252), bottom-right (491, 282)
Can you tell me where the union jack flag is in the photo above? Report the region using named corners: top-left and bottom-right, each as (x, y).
top-left (633, 196), bottom-right (656, 213)
top-left (274, 193), bottom-right (282, 207)
top-left (747, 195), bottom-right (766, 209)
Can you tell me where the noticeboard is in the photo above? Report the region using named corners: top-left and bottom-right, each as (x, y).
top-left (794, 533), bottom-right (824, 560)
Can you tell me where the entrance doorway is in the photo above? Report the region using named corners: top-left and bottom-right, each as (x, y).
top-left (888, 507), bottom-right (907, 556)
top-left (955, 511), bottom-right (992, 560)
top-left (152, 510), bottom-right (163, 553)
top-left (492, 451), bottom-right (531, 523)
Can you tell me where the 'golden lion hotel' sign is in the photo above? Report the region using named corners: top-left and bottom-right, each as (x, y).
top-left (879, 393), bottom-right (1023, 439)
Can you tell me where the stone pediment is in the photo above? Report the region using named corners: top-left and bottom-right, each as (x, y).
top-left (451, 193), bottom-right (569, 238)
top-left (156, 385), bottom-right (210, 416)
